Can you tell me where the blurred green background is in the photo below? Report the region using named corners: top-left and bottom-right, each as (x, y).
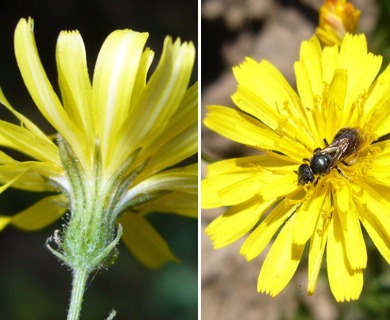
top-left (0, 1), bottom-right (198, 319)
top-left (375, 0), bottom-right (390, 66)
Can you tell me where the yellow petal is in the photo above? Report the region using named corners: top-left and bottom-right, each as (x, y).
top-left (327, 209), bottom-right (363, 302)
top-left (0, 170), bottom-right (29, 193)
top-left (334, 181), bottom-right (367, 269)
top-left (232, 58), bottom-right (301, 131)
top-left (359, 211), bottom-right (390, 265)
top-left (353, 182), bottom-right (390, 265)
top-left (0, 87), bottom-right (51, 142)
top-left (201, 172), bottom-right (255, 208)
top-left (307, 194), bottom-right (332, 295)
top-left (11, 195), bottom-right (68, 230)
top-left (294, 36), bottom-right (323, 137)
top-left (257, 214), bottom-right (305, 296)
top-left (204, 105), bottom-right (284, 151)
top-left (202, 155), bottom-right (298, 208)
top-left (120, 164), bottom-right (197, 210)
top-left (14, 18), bottom-right (83, 157)
top-left (206, 154), bottom-right (295, 176)
top-left (257, 172), bottom-right (298, 200)
top-left (204, 168), bottom-right (297, 208)
top-left (116, 38), bottom-right (195, 162)
top-left (240, 199), bottom-right (298, 261)
top-left (364, 140), bottom-right (390, 184)
top-left (201, 156), bottom-right (257, 208)
top-left (92, 28), bottom-right (149, 167)
top-left (321, 44), bottom-right (339, 85)
top-left (205, 171), bottom-right (271, 207)
top-left (364, 65), bottom-right (390, 137)
top-left (206, 197), bottom-right (274, 249)
top-left (297, 35), bottom-right (323, 93)
top-left (141, 163), bottom-right (196, 192)
top-left (338, 35), bottom-right (381, 116)
top-left (147, 123), bottom-right (197, 173)
top-left (133, 38), bottom-right (195, 147)
top-left (56, 30), bottom-right (93, 143)
top-left (142, 192), bottom-right (197, 218)
top-left (0, 216), bottom-right (12, 231)
top-left (145, 82), bottom-right (198, 172)
top-left (204, 105), bottom-right (308, 161)
top-left (293, 183), bottom-right (328, 245)
top-left (118, 213), bottom-right (179, 268)
top-left (327, 68), bottom-right (347, 128)
top-left (0, 120), bottom-right (58, 163)
top-left (130, 47), bottom-right (154, 103)
top-left (0, 161), bottom-right (62, 191)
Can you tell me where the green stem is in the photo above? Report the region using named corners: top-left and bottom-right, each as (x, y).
top-left (67, 268), bottom-right (90, 320)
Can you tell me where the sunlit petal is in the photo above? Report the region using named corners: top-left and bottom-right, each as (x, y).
top-left (258, 214), bottom-right (305, 296)
top-left (203, 32), bottom-right (390, 301)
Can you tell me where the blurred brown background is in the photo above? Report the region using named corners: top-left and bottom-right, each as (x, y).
top-left (201, 1), bottom-right (390, 319)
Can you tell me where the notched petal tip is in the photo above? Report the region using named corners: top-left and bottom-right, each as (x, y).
top-left (257, 285), bottom-right (279, 297)
top-left (15, 17), bottom-right (34, 36)
top-left (334, 289), bottom-right (361, 303)
top-left (58, 29), bottom-right (82, 40)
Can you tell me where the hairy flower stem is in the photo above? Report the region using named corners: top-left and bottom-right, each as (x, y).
top-left (50, 137), bottom-right (124, 319)
top-left (67, 268), bottom-right (89, 320)
top-left (58, 224), bottom-right (122, 320)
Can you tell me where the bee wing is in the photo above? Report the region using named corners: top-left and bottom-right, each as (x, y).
top-left (319, 137), bottom-right (352, 169)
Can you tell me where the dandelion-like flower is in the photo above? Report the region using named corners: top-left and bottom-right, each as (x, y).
top-left (202, 33), bottom-right (390, 302)
top-left (0, 18), bottom-right (197, 271)
top-left (316, 0), bottom-right (361, 46)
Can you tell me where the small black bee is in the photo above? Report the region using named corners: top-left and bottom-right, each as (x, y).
top-left (297, 127), bottom-right (364, 185)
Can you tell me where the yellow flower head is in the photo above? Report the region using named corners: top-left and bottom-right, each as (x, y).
top-left (202, 33), bottom-right (390, 301)
top-left (316, 0), bottom-right (361, 46)
top-left (0, 18), bottom-right (197, 269)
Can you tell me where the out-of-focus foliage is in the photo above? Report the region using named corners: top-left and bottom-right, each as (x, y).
top-left (374, 0), bottom-right (390, 66)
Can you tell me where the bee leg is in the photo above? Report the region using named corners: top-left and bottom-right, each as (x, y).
top-left (323, 138), bottom-right (329, 147)
top-left (335, 166), bottom-right (349, 179)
